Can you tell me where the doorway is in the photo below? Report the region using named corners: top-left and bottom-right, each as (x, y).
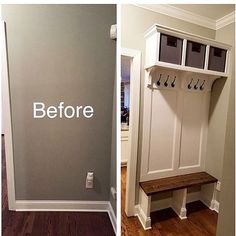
top-left (121, 48), bottom-right (141, 217)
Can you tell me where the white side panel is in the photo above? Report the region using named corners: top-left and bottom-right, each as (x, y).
top-left (136, 188), bottom-right (152, 230)
top-left (145, 32), bottom-right (159, 68)
top-left (171, 188), bottom-right (187, 219)
top-left (1, 21), bottom-right (16, 209)
top-left (140, 72), bottom-right (155, 180)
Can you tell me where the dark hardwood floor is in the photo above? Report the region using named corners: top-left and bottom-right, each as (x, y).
top-left (2, 136), bottom-right (115, 236)
top-left (121, 166), bottom-right (218, 236)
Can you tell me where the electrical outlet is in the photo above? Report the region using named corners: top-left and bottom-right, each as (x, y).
top-left (216, 181), bottom-right (221, 191)
top-left (110, 24), bottom-right (117, 40)
top-left (110, 187), bottom-right (116, 200)
top-left (86, 172), bottom-right (94, 189)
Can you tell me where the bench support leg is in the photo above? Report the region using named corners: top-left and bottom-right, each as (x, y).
top-left (172, 188), bottom-right (187, 219)
top-left (201, 183), bottom-right (218, 212)
top-left (137, 187), bottom-right (152, 230)
top-left (209, 183), bottom-right (218, 211)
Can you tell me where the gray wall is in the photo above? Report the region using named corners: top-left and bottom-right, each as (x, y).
top-left (3, 5), bottom-right (116, 201)
top-left (215, 22), bottom-right (235, 236)
top-left (206, 22), bottom-right (235, 183)
top-left (109, 72), bottom-right (117, 215)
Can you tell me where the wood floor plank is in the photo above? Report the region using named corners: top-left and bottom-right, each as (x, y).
top-left (2, 136), bottom-right (115, 236)
top-left (122, 166), bottom-right (218, 236)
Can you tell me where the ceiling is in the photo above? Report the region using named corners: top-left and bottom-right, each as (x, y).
top-left (171, 4), bottom-right (235, 20)
top-left (121, 56), bottom-right (130, 81)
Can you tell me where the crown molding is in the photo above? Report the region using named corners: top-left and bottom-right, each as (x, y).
top-left (216, 11), bottom-right (235, 30)
top-left (135, 4), bottom-right (235, 31)
top-left (135, 4), bottom-right (216, 30)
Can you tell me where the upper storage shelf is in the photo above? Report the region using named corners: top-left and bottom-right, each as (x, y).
top-left (145, 24), bottom-right (232, 77)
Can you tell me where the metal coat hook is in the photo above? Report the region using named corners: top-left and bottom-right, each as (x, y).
top-left (164, 75), bottom-right (169, 87)
top-left (171, 76), bottom-right (176, 88)
top-left (188, 78), bottom-right (193, 89)
top-left (194, 79), bottom-right (200, 90)
top-left (200, 80), bottom-right (205, 90)
top-left (157, 74), bottom-right (162, 86)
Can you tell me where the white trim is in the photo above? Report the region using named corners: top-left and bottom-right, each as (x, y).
top-left (201, 198), bottom-right (220, 213)
top-left (108, 202), bottom-right (117, 233)
top-left (145, 24), bottom-right (231, 49)
top-left (135, 4), bottom-right (235, 30)
top-left (15, 200), bottom-right (116, 232)
top-left (204, 45), bottom-right (210, 70)
top-left (146, 61), bottom-right (228, 78)
top-left (122, 48), bottom-right (141, 217)
top-left (181, 39), bottom-right (187, 66)
top-left (15, 200), bottom-right (109, 211)
top-left (212, 200), bottom-right (220, 213)
top-left (1, 20), bottom-right (16, 210)
top-left (134, 205), bottom-right (152, 230)
top-left (121, 160), bottom-right (127, 167)
top-left (172, 206), bottom-right (187, 220)
top-left (216, 11), bottom-right (236, 30)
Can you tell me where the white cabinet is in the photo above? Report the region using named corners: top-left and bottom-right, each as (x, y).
top-left (145, 24), bottom-right (231, 78)
top-left (140, 25), bottom-right (231, 181)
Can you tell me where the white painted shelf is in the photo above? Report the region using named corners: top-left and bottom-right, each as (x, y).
top-left (146, 61), bottom-right (228, 78)
top-left (145, 24), bottom-right (232, 78)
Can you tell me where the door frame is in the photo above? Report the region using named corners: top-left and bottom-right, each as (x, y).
top-left (121, 48), bottom-right (141, 216)
top-left (1, 20), bottom-right (16, 209)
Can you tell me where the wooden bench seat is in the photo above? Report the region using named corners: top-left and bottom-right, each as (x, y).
top-left (140, 172), bottom-right (217, 196)
top-left (137, 172), bottom-right (218, 230)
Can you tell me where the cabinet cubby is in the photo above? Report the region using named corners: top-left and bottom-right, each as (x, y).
top-left (208, 46), bottom-right (227, 72)
top-left (159, 34), bottom-right (183, 65)
top-left (185, 41), bottom-right (206, 69)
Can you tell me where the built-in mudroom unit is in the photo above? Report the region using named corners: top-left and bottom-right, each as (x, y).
top-left (137, 24), bottom-right (232, 230)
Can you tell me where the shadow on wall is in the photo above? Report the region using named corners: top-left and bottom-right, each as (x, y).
top-left (208, 78), bottom-right (226, 122)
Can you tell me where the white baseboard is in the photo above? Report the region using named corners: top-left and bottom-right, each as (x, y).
top-left (135, 197), bottom-right (219, 231)
top-left (107, 202), bottom-right (117, 233)
top-left (213, 200), bottom-right (219, 213)
top-left (209, 199), bottom-right (220, 213)
top-left (171, 204), bottom-right (187, 219)
top-left (200, 197), bottom-right (220, 213)
top-left (134, 205), bottom-right (152, 230)
top-left (14, 200), bottom-right (116, 233)
top-left (15, 200), bottom-right (109, 211)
